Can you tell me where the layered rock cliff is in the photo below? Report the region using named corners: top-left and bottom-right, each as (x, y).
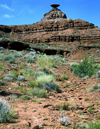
top-left (0, 4), bottom-right (100, 52)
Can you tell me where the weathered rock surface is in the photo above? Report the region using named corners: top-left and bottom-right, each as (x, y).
top-left (0, 4), bottom-right (100, 52)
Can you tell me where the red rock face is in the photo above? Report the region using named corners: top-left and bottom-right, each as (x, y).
top-left (0, 6), bottom-right (100, 48)
top-left (1, 19), bottom-right (98, 45)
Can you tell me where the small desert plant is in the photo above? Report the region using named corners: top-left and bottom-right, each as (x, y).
top-left (4, 55), bottom-right (15, 63)
top-left (65, 83), bottom-right (72, 88)
top-left (56, 102), bottom-right (69, 110)
top-left (54, 56), bottom-right (65, 64)
top-left (93, 85), bottom-right (99, 90)
top-left (9, 71), bottom-right (19, 77)
top-left (29, 81), bottom-right (37, 87)
top-left (61, 75), bottom-right (69, 80)
top-left (86, 121), bottom-right (100, 129)
top-left (28, 87), bottom-right (47, 98)
top-left (13, 53), bottom-right (20, 58)
top-left (0, 63), bottom-right (4, 71)
top-left (26, 58), bottom-right (35, 63)
top-left (18, 64), bottom-right (23, 70)
top-left (33, 97), bottom-right (41, 104)
top-left (8, 58), bottom-right (15, 64)
top-left (88, 103), bottom-right (95, 114)
top-left (20, 95), bottom-right (31, 100)
top-left (35, 74), bottom-right (55, 85)
top-left (37, 55), bottom-right (56, 70)
top-left (69, 56), bottom-right (98, 77)
top-left (19, 87), bottom-right (27, 94)
top-left (0, 98), bottom-right (15, 123)
top-left (21, 69), bottom-right (35, 79)
top-left (58, 115), bottom-right (69, 126)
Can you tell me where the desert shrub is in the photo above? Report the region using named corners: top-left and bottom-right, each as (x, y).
top-left (4, 55), bottom-right (14, 61)
top-left (20, 95), bottom-right (30, 100)
top-left (26, 58), bottom-right (35, 63)
top-left (88, 103), bottom-right (95, 114)
top-left (38, 82), bottom-right (61, 92)
top-left (61, 75), bottom-right (69, 80)
top-left (58, 116), bottom-right (69, 126)
top-left (54, 56), bottom-right (65, 64)
top-left (93, 85), bottom-right (99, 90)
top-left (21, 69), bottom-right (35, 78)
top-left (8, 58), bottom-right (15, 64)
top-left (18, 64), bottom-right (23, 70)
top-left (69, 56), bottom-right (98, 77)
top-left (0, 63), bottom-right (4, 71)
top-left (13, 53), bottom-right (20, 58)
top-left (29, 81), bottom-right (37, 87)
top-left (19, 87), bottom-right (26, 94)
top-left (0, 98), bottom-right (15, 123)
top-left (9, 71), bottom-right (19, 77)
top-left (37, 55), bottom-right (56, 70)
top-left (56, 102), bottom-right (69, 110)
top-left (28, 87), bottom-right (47, 98)
top-left (35, 74), bottom-right (55, 85)
top-left (65, 83), bottom-right (72, 88)
top-left (86, 121), bottom-right (100, 129)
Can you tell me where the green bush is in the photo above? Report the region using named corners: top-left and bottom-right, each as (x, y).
top-left (29, 81), bottom-right (37, 87)
top-left (86, 121), bottom-right (100, 129)
top-left (26, 58), bottom-right (35, 63)
top-left (0, 63), bottom-right (4, 71)
top-left (35, 74), bottom-right (55, 85)
top-left (18, 64), bottom-right (23, 70)
top-left (93, 85), bottom-right (99, 90)
top-left (8, 58), bottom-right (15, 64)
top-left (37, 55), bottom-right (56, 70)
top-left (19, 87), bottom-right (26, 94)
top-left (61, 75), bottom-right (69, 80)
top-left (65, 83), bottom-right (72, 88)
top-left (4, 55), bottom-right (14, 61)
top-left (28, 87), bottom-right (47, 98)
top-left (21, 69), bottom-right (35, 78)
top-left (0, 98), bottom-right (15, 123)
top-left (13, 53), bottom-right (20, 58)
top-left (9, 71), bottom-right (19, 77)
top-left (88, 104), bottom-right (95, 114)
top-left (69, 56), bottom-right (98, 77)
top-left (20, 95), bottom-right (30, 100)
top-left (56, 102), bottom-right (69, 110)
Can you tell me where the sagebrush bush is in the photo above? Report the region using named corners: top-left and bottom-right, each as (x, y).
top-left (69, 56), bottom-right (98, 77)
top-left (37, 55), bottom-right (56, 70)
top-left (35, 74), bottom-right (55, 85)
top-left (19, 87), bottom-right (26, 94)
top-left (0, 63), bottom-right (4, 71)
top-left (21, 69), bottom-right (35, 78)
top-left (58, 115), bottom-right (69, 126)
top-left (29, 81), bottom-right (37, 87)
top-left (28, 87), bottom-right (47, 98)
top-left (4, 55), bottom-right (14, 61)
top-left (0, 98), bottom-right (15, 123)
top-left (56, 102), bottom-right (69, 110)
top-left (9, 71), bottom-right (19, 77)
top-left (61, 75), bottom-right (69, 80)
top-left (20, 95), bottom-right (30, 100)
top-left (26, 58), bottom-right (35, 63)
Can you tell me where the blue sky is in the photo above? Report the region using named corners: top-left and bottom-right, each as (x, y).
top-left (0, 0), bottom-right (100, 27)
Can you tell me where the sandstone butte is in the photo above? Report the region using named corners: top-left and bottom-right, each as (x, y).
top-left (0, 4), bottom-right (100, 54)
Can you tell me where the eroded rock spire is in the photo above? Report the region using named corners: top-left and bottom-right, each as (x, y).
top-left (41, 4), bottom-right (67, 22)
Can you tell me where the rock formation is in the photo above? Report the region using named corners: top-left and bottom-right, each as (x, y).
top-left (0, 4), bottom-right (100, 52)
top-left (41, 4), bottom-right (67, 22)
